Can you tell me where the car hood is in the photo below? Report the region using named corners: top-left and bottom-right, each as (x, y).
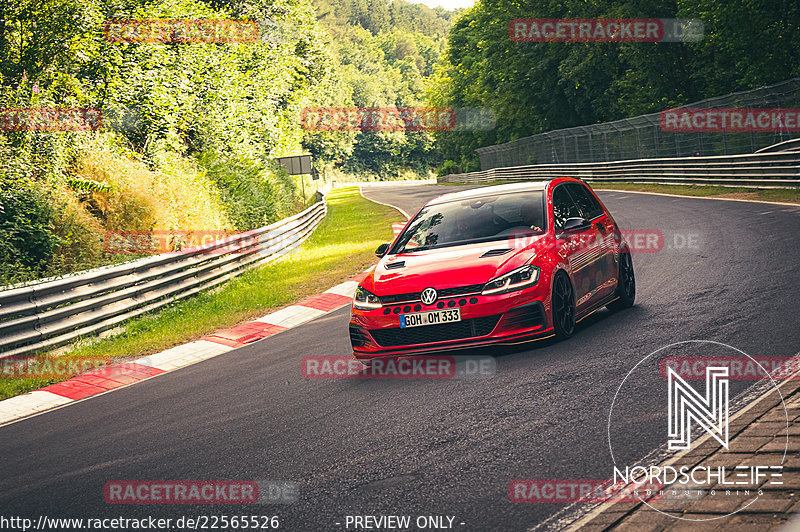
top-left (365, 237), bottom-right (546, 296)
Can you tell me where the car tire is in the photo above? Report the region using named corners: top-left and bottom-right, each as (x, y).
top-left (607, 251), bottom-right (635, 311)
top-left (552, 271), bottom-right (576, 339)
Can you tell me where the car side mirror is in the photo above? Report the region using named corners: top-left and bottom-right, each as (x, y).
top-left (557, 217), bottom-right (590, 238)
top-left (375, 243), bottom-right (390, 257)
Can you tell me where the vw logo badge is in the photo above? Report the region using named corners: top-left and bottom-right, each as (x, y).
top-left (421, 287), bottom-right (438, 305)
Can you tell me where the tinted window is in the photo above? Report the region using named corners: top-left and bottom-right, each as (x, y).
top-left (566, 183), bottom-right (604, 220)
top-left (392, 191), bottom-right (546, 253)
top-left (552, 186), bottom-right (582, 229)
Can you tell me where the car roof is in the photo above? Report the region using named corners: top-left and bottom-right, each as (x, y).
top-left (427, 180), bottom-right (553, 206)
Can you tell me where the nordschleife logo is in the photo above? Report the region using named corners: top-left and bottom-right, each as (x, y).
top-left (667, 366), bottom-right (729, 450)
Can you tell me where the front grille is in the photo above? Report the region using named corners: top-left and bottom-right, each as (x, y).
top-left (380, 283), bottom-right (484, 305)
top-left (439, 284), bottom-right (484, 298)
top-left (369, 314), bottom-right (501, 347)
top-left (381, 292), bottom-right (420, 304)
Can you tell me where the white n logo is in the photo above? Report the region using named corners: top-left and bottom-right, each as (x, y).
top-left (667, 366), bottom-right (729, 450)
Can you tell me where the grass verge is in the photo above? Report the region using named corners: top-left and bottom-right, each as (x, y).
top-left (589, 182), bottom-right (800, 204)
top-left (439, 180), bottom-right (800, 204)
top-left (0, 187), bottom-right (401, 401)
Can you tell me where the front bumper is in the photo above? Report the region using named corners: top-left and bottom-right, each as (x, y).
top-left (349, 290), bottom-right (553, 359)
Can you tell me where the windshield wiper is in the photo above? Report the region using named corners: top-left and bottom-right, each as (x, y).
top-left (399, 245), bottom-right (431, 253)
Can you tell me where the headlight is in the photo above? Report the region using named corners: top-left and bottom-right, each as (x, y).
top-left (482, 265), bottom-right (540, 295)
top-left (353, 286), bottom-right (382, 310)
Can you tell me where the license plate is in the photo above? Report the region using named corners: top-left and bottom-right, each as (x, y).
top-left (399, 308), bottom-right (461, 328)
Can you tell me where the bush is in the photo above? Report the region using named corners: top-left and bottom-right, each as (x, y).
top-left (437, 160), bottom-right (462, 176)
top-left (0, 180), bottom-right (60, 283)
top-left (197, 151), bottom-right (298, 231)
top-left (463, 160), bottom-right (481, 173)
top-left (49, 185), bottom-right (105, 271)
top-left (74, 146), bottom-right (233, 233)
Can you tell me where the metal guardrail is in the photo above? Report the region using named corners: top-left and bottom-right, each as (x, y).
top-left (438, 150), bottom-right (800, 187)
top-left (476, 78), bottom-right (800, 169)
top-left (0, 200), bottom-right (328, 359)
top-left (755, 138), bottom-right (800, 153)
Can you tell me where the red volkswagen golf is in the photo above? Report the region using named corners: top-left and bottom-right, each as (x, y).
top-left (349, 178), bottom-right (635, 360)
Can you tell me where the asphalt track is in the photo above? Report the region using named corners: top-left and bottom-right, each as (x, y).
top-left (0, 184), bottom-right (799, 531)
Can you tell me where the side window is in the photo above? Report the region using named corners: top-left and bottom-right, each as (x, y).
top-left (567, 183), bottom-right (604, 220)
top-left (552, 186), bottom-right (582, 229)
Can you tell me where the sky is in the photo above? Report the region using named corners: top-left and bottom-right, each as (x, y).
top-left (406, 0), bottom-right (476, 10)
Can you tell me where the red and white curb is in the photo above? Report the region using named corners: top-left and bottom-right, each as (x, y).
top-left (0, 223), bottom-right (407, 427)
top-left (0, 276), bottom-right (363, 426)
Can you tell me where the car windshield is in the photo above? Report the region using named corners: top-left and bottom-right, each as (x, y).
top-left (391, 191), bottom-right (546, 253)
